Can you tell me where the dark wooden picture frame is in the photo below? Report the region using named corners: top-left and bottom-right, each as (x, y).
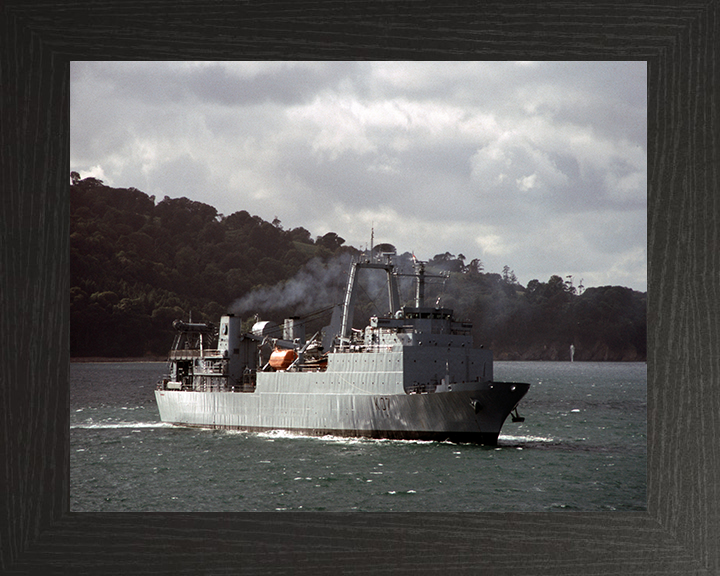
top-left (2, 2), bottom-right (717, 574)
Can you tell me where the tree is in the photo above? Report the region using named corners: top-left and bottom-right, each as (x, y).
top-left (69, 178), bottom-right (646, 360)
top-left (288, 227), bottom-right (313, 244)
top-left (457, 254), bottom-right (467, 273)
top-left (501, 265), bottom-right (518, 285)
top-left (468, 258), bottom-right (484, 274)
top-left (316, 232), bottom-right (345, 251)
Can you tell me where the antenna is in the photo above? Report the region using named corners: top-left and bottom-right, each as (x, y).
top-left (370, 225), bottom-right (374, 261)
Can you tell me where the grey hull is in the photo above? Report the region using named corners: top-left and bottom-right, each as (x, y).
top-left (155, 381), bottom-right (529, 445)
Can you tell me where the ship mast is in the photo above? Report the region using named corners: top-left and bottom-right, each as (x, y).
top-left (400, 256), bottom-right (448, 309)
top-left (415, 260), bottom-right (425, 307)
top-left (339, 260), bottom-right (400, 343)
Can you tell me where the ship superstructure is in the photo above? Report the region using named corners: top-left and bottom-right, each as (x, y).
top-left (156, 254), bottom-right (529, 444)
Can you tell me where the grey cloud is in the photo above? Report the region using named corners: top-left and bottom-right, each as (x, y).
top-left (149, 154), bottom-right (213, 200)
top-left (77, 61), bottom-right (364, 109)
top-left (187, 62), bottom-right (363, 107)
top-left (71, 61), bottom-right (647, 291)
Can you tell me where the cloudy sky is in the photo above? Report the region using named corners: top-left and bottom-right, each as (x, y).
top-left (71, 61), bottom-right (647, 292)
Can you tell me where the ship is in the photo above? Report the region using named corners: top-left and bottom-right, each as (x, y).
top-left (155, 253), bottom-right (530, 445)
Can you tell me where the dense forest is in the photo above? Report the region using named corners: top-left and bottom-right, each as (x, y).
top-left (70, 175), bottom-right (646, 361)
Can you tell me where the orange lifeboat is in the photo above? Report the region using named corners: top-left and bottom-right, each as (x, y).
top-left (269, 348), bottom-right (298, 371)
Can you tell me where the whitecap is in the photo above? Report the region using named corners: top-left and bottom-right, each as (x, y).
top-left (71, 421), bottom-right (172, 430)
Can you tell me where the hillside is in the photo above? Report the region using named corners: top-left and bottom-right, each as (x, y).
top-left (70, 176), bottom-right (646, 361)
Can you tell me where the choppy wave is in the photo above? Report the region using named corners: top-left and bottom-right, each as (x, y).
top-left (71, 421), bottom-right (173, 430)
top-left (71, 361), bottom-right (647, 512)
top-left (255, 429), bottom-right (374, 445)
top-left (254, 429), bottom-right (493, 446)
top-left (250, 429), bottom-right (560, 447)
top-left (499, 434), bottom-right (556, 444)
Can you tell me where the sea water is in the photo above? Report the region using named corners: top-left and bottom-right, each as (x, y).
top-left (70, 361), bottom-right (646, 512)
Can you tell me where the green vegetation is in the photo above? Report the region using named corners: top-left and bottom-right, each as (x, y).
top-left (70, 175), bottom-right (646, 360)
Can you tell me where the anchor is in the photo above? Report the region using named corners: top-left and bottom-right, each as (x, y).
top-left (511, 408), bottom-right (525, 423)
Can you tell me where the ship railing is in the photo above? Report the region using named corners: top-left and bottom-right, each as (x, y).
top-left (362, 344), bottom-right (398, 353)
top-left (169, 349), bottom-right (225, 360)
top-left (334, 343), bottom-right (397, 353)
top-left (191, 367), bottom-right (227, 376)
top-left (405, 382), bottom-right (439, 394)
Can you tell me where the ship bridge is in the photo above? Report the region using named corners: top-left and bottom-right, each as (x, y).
top-left (360, 306), bottom-right (473, 352)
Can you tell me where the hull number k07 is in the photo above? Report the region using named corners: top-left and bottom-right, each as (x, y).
top-left (374, 396), bottom-right (390, 411)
